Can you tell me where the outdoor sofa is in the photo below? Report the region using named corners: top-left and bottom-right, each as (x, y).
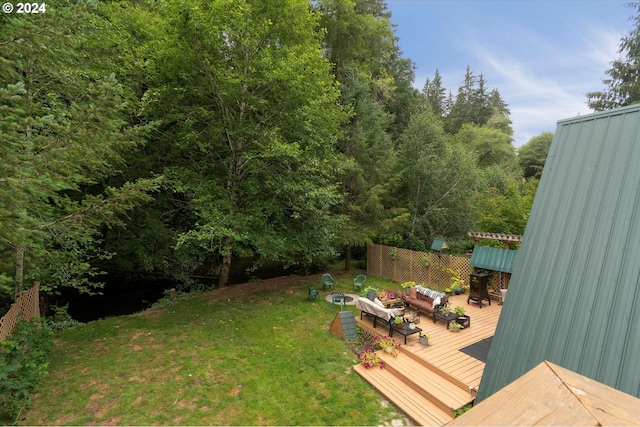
top-left (403, 285), bottom-right (448, 321)
top-left (355, 296), bottom-right (403, 329)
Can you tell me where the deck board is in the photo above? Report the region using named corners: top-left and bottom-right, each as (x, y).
top-left (354, 293), bottom-right (502, 424)
top-left (377, 350), bottom-right (472, 412)
top-left (390, 294), bottom-right (501, 389)
top-left (354, 363), bottom-right (454, 426)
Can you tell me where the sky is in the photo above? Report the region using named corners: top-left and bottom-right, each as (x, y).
top-left (385, 0), bottom-right (634, 147)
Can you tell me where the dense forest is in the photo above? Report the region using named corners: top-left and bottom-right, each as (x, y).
top-left (1, 0), bottom-right (636, 314)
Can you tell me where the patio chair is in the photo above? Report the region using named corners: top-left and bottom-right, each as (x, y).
top-left (308, 286), bottom-right (319, 301)
top-left (353, 274), bottom-right (366, 292)
top-left (322, 274), bottom-right (335, 290)
top-left (331, 292), bottom-right (345, 309)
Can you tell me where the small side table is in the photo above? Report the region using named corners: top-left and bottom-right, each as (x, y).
top-left (382, 298), bottom-right (403, 307)
top-left (389, 323), bottom-right (422, 344)
top-left (433, 310), bottom-right (459, 328)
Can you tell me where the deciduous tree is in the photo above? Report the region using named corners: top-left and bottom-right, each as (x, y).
top-left (518, 132), bottom-right (554, 179)
top-left (391, 103), bottom-right (480, 250)
top-left (144, 0), bottom-right (346, 287)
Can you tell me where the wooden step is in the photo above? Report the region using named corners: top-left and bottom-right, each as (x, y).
top-left (354, 363), bottom-right (453, 426)
top-left (377, 350), bottom-right (473, 416)
top-left (400, 346), bottom-right (473, 392)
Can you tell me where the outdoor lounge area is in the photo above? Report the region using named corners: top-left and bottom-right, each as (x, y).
top-left (353, 292), bottom-right (502, 426)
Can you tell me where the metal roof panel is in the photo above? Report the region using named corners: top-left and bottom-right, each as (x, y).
top-left (477, 104), bottom-right (640, 402)
top-left (469, 247), bottom-right (517, 273)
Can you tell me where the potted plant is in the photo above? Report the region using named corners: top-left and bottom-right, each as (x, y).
top-left (446, 268), bottom-right (466, 295)
top-left (400, 281), bottom-right (415, 289)
top-left (378, 290), bottom-right (394, 301)
top-left (358, 349), bottom-right (384, 369)
top-left (449, 322), bottom-right (463, 332)
top-left (393, 316), bottom-right (404, 329)
top-left (455, 306), bottom-right (471, 328)
top-left (374, 335), bottom-right (401, 356)
top-left (438, 306), bottom-right (452, 316)
top-left (401, 281), bottom-right (415, 295)
top-left (422, 256), bottom-right (430, 267)
top-left (418, 333), bottom-right (430, 345)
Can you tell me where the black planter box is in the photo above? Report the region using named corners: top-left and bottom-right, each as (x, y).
top-left (457, 315), bottom-right (470, 328)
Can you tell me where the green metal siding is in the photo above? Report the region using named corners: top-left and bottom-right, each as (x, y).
top-left (476, 104), bottom-right (640, 403)
top-left (469, 247), bottom-right (517, 273)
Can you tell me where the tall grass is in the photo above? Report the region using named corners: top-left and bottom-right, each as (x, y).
top-left (19, 272), bottom-right (409, 425)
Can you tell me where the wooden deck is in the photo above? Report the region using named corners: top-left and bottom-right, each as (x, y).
top-left (354, 293), bottom-right (502, 425)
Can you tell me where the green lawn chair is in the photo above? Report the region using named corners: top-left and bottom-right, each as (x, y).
top-left (353, 274), bottom-right (366, 292)
top-left (308, 286), bottom-right (319, 301)
top-left (331, 292), bottom-right (345, 309)
top-left (322, 274), bottom-right (335, 290)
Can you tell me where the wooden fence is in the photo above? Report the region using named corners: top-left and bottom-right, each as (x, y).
top-left (367, 244), bottom-right (473, 291)
top-left (0, 282), bottom-right (40, 341)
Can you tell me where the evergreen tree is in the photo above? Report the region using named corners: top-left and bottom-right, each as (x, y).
top-left (318, 0), bottom-right (416, 268)
top-left (443, 67), bottom-right (501, 134)
top-left (0, 2), bottom-right (158, 303)
top-left (489, 88), bottom-right (510, 116)
top-left (423, 69), bottom-right (446, 118)
top-left (587, 2), bottom-right (640, 110)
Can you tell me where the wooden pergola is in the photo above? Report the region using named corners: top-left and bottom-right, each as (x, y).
top-left (467, 232), bottom-right (522, 298)
top-left (468, 232), bottom-right (522, 250)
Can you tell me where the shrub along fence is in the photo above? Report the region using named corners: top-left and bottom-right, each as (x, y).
top-left (0, 282), bottom-right (40, 341)
top-left (367, 244), bottom-right (472, 291)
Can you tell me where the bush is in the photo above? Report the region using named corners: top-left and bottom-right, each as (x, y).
top-left (149, 287), bottom-right (200, 310)
top-left (43, 304), bottom-right (82, 333)
top-left (0, 319), bottom-right (54, 421)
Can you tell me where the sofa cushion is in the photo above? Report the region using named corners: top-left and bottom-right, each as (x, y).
top-left (416, 285), bottom-right (444, 300)
top-left (404, 286), bottom-right (447, 315)
top-left (356, 297), bottom-right (401, 321)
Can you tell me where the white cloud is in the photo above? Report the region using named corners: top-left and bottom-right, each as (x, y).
top-left (577, 23), bottom-right (624, 68)
top-left (399, 2), bottom-right (630, 148)
top-left (459, 24), bottom-right (625, 147)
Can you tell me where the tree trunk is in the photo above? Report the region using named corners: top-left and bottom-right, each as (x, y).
top-left (344, 243), bottom-right (351, 270)
top-left (218, 237), bottom-right (233, 287)
top-left (14, 246), bottom-right (25, 300)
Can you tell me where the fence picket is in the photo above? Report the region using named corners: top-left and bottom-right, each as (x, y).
top-left (0, 282), bottom-right (40, 341)
top-left (367, 244), bottom-right (472, 291)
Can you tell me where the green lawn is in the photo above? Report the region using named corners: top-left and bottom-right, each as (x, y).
top-left (20, 271), bottom-right (410, 426)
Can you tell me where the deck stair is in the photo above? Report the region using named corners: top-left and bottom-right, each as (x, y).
top-left (353, 346), bottom-right (474, 426)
